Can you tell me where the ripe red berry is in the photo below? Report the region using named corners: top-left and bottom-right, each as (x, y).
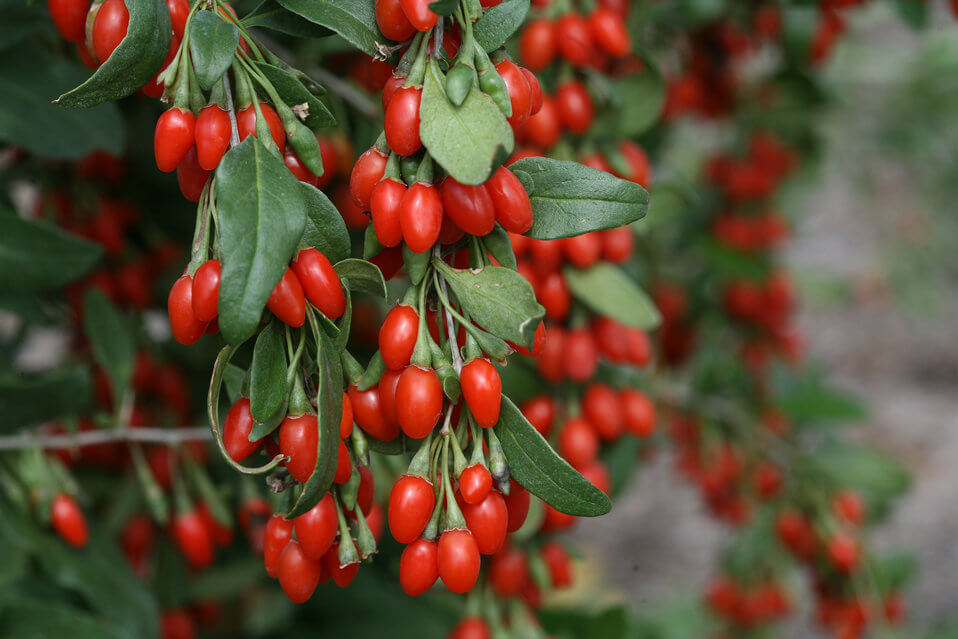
top-left (263, 515), bottom-right (294, 577)
top-left (285, 150), bottom-right (318, 185)
top-left (827, 533), bottom-right (860, 573)
top-left (555, 13), bottom-right (594, 67)
top-left (833, 490), bottom-right (866, 526)
top-left (504, 479), bottom-right (530, 532)
top-left (91, 0), bottom-right (128, 62)
top-left (340, 392), bottom-right (354, 439)
top-left (588, 8), bottom-right (631, 57)
top-left (459, 358), bottom-right (502, 429)
top-left (555, 81), bottom-right (595, 134)
top-left (295, 493), bottom-right (337, 560)
top-left (176, 146), bottom-right (209, 202)
top-left (399, 0), bottom-right (438, 31)
top-left (459, 464), bottom-right (493, 505)
top-left (617, 141), bottom-right (652, 187)
top-left (155, 108), bottom-right (196, 172)
top-left (172, 509), bottom-right (215, 569)
top-left (223, 398), bottom-right (262, 462)
top-left (377, 368), bottom-right (402, 426)
top-left (384, 86), bottom-right (423, 156)
top-left (437, 529), bottom-right (481, 593)
top-left (279, 414), bottom-right (318, 483)
top-left (48, 0), bottom-right (91, 42)
top-left (400, 181), bottom-right (444, 254)
top-left (379, 304), bottom-right (419, 370)
top-left (167, 0), bottom-right (189, 39)
top-left (520, 395), bottom-right (555, 437)
top-left (519, 19), bottom-right (557, 71)
top-left (496, 60), bottom-right (533, 127)
top-left (267, 267), bottom-right (306, 327)
top-left (370, 177), bottom-right (407, 247)
top-left (541, 541), bottom-right (573, 588)
top-left (334, 439), bottom-right (352, 484)
top-left (399, 537), bottom-right (439, 596)
top-left (440, 177), bottom-right (496, 237)
top-left (50, 493), bottom-right (88, 548)
top-left (561, 231), bottom-right (602, 268)
top-left (558, 417), bottom-right (599, 469)
top-left (376, 0), bottom-right (415, 41)
top-left (349, 383), bottom-right (400, 441)
top-left (349, 147), bottom-right (389, 211)
top-left (388, 475), bottom-right (436, 544)
top-left (461, 490), bottom-right (508, 555)
top-left (291, 248), bottom-right (346, 319)
top-left (490, 546), bottom-right (527, 597)
top-left (191, 259), bottom-right (221, 322)
top-left (194, 105), bottom-right (231, 171)
top-left (582, 383), bottom-right (623, 441)
top-left (563, 328), bottom-right (599, 382)
top-left (448, 617), bottom-right (492, 639)
top-left (277, 540), bottom-right (323, 603)
top-left (168, 275), bottom-right (208, 345)
top-left (236, 103), bottom-right (286, 154)
top-left (395, 365), bottom-right (443, 439)
top-left (620, 388), bottom-right (656, 437)
top-left (485, 166), bottom-right (533, 234)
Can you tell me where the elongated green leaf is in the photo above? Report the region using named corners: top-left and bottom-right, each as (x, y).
top-left (223, 364), bottom-right (247, 403)
top-left (334, 258), bottom-right (387, 299)
top-left (596, 68), bottom-right (664, 138)
top-left (189, 10), bottom-right (239, 90)
top-left (56, 0), bottom-right (171, 107)
top-left (0, 213), bottom-right (102, 290)
top-left (474, 0), bottom-right (530, 52)
top-left (0, 599), bottom-right (127, 639)
top-left (249, 321), bottom-right (288, 423)
top-left (483, 224), bottom-right (517, 270)
top-left (274, 0), bottom-right (382, 56)
top-left (495, 397), bottom-right (611, 517)
top-left (420, 58), bottom-right (514, 185)
top-left (254, 62), bottom-right (335, 130)
top-left (301, 182), bottom-right (350, 264)
top-left (563, 264), bottom-right (660, 330)
top-left (509, 157), bottom-right (649, 240)
top-left (244, 0), bottom-right (334, 37)
top-left (215, 138), bottom-right (307, 344)
top-left (83, 289), bottom-right (135, 411)
top-left (0, 367), bottom-right (91, 432)
top-left (433, 260), bottom-right (543, 350)
top-left (0, 44), bottom-right (124, 157)
top-left (286, 327), bottom-right (342, 517)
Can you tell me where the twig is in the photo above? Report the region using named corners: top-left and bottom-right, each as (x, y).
top-left (0, 427), bottom-right (212, 451)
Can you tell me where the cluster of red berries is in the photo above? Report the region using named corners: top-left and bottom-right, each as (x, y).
top-left (518, 2), bottom-right (631, 73)
top-left (706, 576), bottom-right (792, 631)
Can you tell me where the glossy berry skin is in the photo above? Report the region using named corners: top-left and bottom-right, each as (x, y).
top-left (267, 267), bottom-right (306, 327)
top-left (395, 365), bottom-right (443, 439)
top-left (485, 166), bottom-right (533, 234)
top-left (460, 358), bottom-right (502, 429)
top-left (459, 464), bottom-right (492, 505)
top-left (582, 384), bottom-right (623, 441)
top-left (295, 493), bottom-right (337, 560)
top-left (522, 68), bottom-right (543, 116)
top-left (437, 529), bottom-right (481, 593)
top-left (155, 108), bottom-right (197, 172)
top-left (490, 546), bottom-right (527, 597)
top-left (400, 182), bottom-right (443, 254)
top-left (601, 225), bottom-right (634, 263)
top-left (223, 398), bottom-right (262, 462)
top-left (191, 259), bottom-right (221, 322)
top-left (340, 392), bottom-right (354, 438)
top-left (291, 248), bottom-right (346, 319)
top-left (194, 105), bottom-right (231, 171)
top-left (617, 141), bottom-right (652, 187)
top-left (555, 13), bottom-right (594, 67)
top-left (399, 0), bottom-right (438, 31)
top-left (175, 147), bottom-right (209, 202)
top-left (50, 493), bottom-right (88, 548)
top-left (388, 475), bottom-right (435, 544)
top-left (370, 178), bottom-right (406, 247)
top-left (461, 490), bottom-right (508, 555)
top-left (541, 541), bottom-right (572, 587)
top-left (349, 383), bottom-right (400, 441)
top-left (588, 8), bottom-right (630, 57)
top-left (376, 0), bottom-right (415, 41)
top-left (504, 479), bottom-right (530, 532)
top-left (521, 95), bottom-right (561, 149)
top-left (380, 304), bottom-right (419, 370)
top-left (377, 368), bottom-right (402, 426)
top-left (564, 328), bottom-right (599, 382)
top-left (334, 439), bottom-right (352, 484)
top-left (171, 509), bottom-right (214, 569)
top-left (324, 542), bottom-right (360, 587)
top-left (448, 617), bottom-right (492, 639)
top-left (277, 540), bottom-right (322, 603)
top-left (496, 60), bottom-right (532, 127)
top-left (236, 104), bottom-right (286, 153)
top-left (620, 389), bottom-right (656, 437)
top-left (440, 177), bottom-right (496, 236)
top-left (349, 147), bottom-right (388, 210)
top-left (91, 0), bottom-right (128, 62)
top-left (48, 0), bottom-right (90, 42)
top-left (555, 81), bottom-right (595, 134)
top-left (521, 395), bottom-right (555, 438)
top-left (279, 414), bottom-right (318, 483)
top-left (399, 537), bottom-right (439, 596)
top-left (263, 515), bottom-right (294, 577)
top-left (167, 0), bottom-right (189, 39)
top-left (519, 19), bottom-right (557, 71)
top-left (385, 86), bottom-right (423, 156)
top-left (558, 417), bottom-right (599, 469)
top-left (168, 275), bottom-right (208, 345)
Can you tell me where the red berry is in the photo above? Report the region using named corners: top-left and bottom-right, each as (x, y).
top-left (340, 392), bottom-right (354, 439)
top-left (334, 439), bottom-right (352, 484)
top-left (582, 383), bottom-right (623, 441)
top-left (563, 328), bottom-right (599, 382)
top-left (48, 0), bottom-right (90, 42)
top-left (277, 540), bottom-right (322, 603)
top-left (379, 304), bottom-right (419, 370)
top-left (400, 537), bottom-right (439, 596)
top-left (284, 150), bottom-right (318, 186)
top-left (176, 146), bottom-right (209, 202)
top-left (437, 529), bottom-right (481, 593)
top-left (378, 368), bottom-right (402, 426)
top-left (555, 81), bottom-right (595, 134)
top-left (349, 383), bottom-right (400, 441)
top-left (827, 533), bottom-right (860, 573)
top-left (520, 94), bottom-right (561, 149)
top-left (459, 464), bottom-right (493, 505)
top-left (490, 546), bottom-right (527, 597)
top-left (223, 398), bottom-right (262, 462)
top-left (558, 417), bottom-right (599, 469)
top-left (236, 103), bottom-right (286, 154)
top-left (395, 365), bottom-right (443, 439)
top-left (384, 86), bottom-right (423, 156)
top-left (561, 231), bottom-right (602, 268)
top-left (485, 166), bottom-right (533, 234)
top-left (91, 0), bottom-right (128, 62)
top-left (376, 0), bottom-right (416, 41)
top-left (448, 617), bottom-right (492, 639)
top-left (504, 479), bottom-right (530, 532)
top-left (167, 0), bottom-right (189, 39)
top-left (440, 177), bottom-right (496, 236)
top-left (833, 490), bottom-right (865, 526)
top-left (349, 147), bottom-right (389, 211)
top-left (155, 108), bottom-right (196, 172)
top-left (291, 248), bottom-right (346, 319)
top-left (399, 0), bottom-right (438, 31)
top-left (620, 389), bottom-right (655, 437)
top-left (194, 105), bottom-right (231, 171)
top-left (388, 475), bottom-right (436, 544)
top-left (50, 493), bottom-right (88, 547)
top-left (160, 609), bottom-right (195, 639)
top-left (191, 259), bottom-right (221, 322)
top-left (168, 275), bottom-right (208, 345)
top-left (400, 181), bottom-right (444, 253)
top-left (172, 509), bottom-right (215, 569)
top-left (294, 493), bottom-right (337, 560)
top-left (555, 13), bottom-right (594, 67)
top-left (520, 395), bottom-right (555, 437)
top-left (279, 414), bottom-right (318, 483)
top-left (496, 60), bottom-right (533, 127)
top-left (267, 267), bottom-right (306, 327)
top-left (519, 19), bottom-right (557, 71)
top-left (263, 515), bottom-right (293, 577)
top-left (461, 490), bottom-right (508, 555)
top-left (540, 541), bottom-right (572, 587)
top-left (588, 8), bottom-right (630, 57)
top-left (370, 177), bottom-right (407, 248)
top-left (460, 358), bottom-right (502, 429)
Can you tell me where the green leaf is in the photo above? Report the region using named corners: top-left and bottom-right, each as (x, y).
top-left (215, 138), bottom-right (307, 344)
top-left (0, 599), bottom-right (128, 639)
top-left (420, 58), bottom-right (514, 186)
top-left (509, 157), bottom-right (649, 240)
top-left (0, 44), bottom-right (124, 157)
top-left (83, 289), bottom-right (135, 411)
top-left (249, 321), bottom-right (288, 423)
top-left (474, 0), bottom-right (530, 52)
top-left (0, 213), bottom-right (102, 290)
top-left (254, 61), bottom-right (336, 130)
top-left (243, 0), bottom-right (333, 37)
top-left (274, 0), bottom-right (382, 56)
top-left (563, 264), bottom-right (660, 330)
top-left (189, 10), bottom-right (239, 90)
top-left (334, 258), bottom-right (387, 299)
top-left (56, 0), bottom-right (172, 107)
top-left (776, 375), bottom-right (867, 424)
top-left (301, 182), bottom-right (350, 264)
top-left (597, 67), bottom-right (664, 138)
top-left (223, 364), bottom-right (247, 404)
top-left (483, 224), bottom-right (517, 270)
top-left (495, 397), bottom-right (611, 517)
top-left (433, 260), bottom-right (544, 349)
top-left (811, 446), bottom-right (909, 501)
top-left (601, 436), bottom-right (640, 498)
top-left (429, 0), bottom-right (458, 15)
top-left (0, 367), bottom-right (91, 432)
top-left (286, 327), bottom-right (342, 517)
